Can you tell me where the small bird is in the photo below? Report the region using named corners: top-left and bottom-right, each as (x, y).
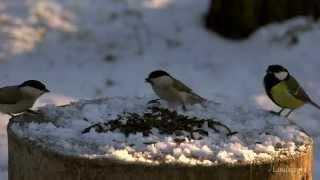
top-left (263, 64), bottom-right (320, 117)
top-left (0, 80), bottom-right (50, 117)
top-left (145, 70), bottom-right (206, 110)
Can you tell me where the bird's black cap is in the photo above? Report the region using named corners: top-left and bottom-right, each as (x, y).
top-left (266, 65), bottom-right (288, 73)
top-left (18, 80), bottom-right (50, 92)
top-left (147, 70), bottom-right (170, 79)
top-left (145, 70), bottom-right (170, 83)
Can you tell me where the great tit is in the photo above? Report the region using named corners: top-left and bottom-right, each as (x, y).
top-left (263, 64), bottom-right (320, 117)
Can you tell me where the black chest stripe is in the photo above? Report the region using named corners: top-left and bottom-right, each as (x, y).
top-left (263, 74), bottom-right (281, 106)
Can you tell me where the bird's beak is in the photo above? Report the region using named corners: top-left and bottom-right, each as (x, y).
top-left (44, 88), bottom-right (50, 93)
top-left (145, 78), bottom-right (151, 84)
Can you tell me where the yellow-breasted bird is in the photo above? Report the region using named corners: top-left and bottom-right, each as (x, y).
top-left (263, 64), bottom-right (320, 117)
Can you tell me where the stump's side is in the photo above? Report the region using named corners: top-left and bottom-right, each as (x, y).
top-left (8, 122), bottom-right (313, 180)
top-left (205, 0), bottom-right (320, 39)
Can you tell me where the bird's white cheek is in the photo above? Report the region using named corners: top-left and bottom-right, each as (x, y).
top-left (153, 76), bottom-right (173, 87)
top-left (20, 87), bottom-right (43, 97)
top-left (275, 72), bottom-right (288, 80)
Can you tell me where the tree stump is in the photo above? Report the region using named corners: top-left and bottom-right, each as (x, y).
top-left (7, 98), bottom-right (314, 180)
top-left (204, 0), bottom-right (320, 39)
top-left (7, 98), bottom-right (313, 180)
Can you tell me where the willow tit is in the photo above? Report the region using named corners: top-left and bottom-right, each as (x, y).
top-left (145, 70), bottom-right (206, 110)
top-left (0, 80), bottom-right (50, 116)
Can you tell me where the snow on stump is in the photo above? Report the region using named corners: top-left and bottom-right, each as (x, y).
top-left (8, 97), bottom-right (313, 180)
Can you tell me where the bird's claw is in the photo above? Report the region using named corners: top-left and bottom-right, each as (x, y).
top-left (147, 99), bottom-right (161, 104)
top-left (8, 113), bottom-right (16, 118)
top-left (269, 110), bottom-right (281, 116)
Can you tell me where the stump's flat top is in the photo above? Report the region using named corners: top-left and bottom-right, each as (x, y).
top-left (11, 97), bottom-right (311, 166)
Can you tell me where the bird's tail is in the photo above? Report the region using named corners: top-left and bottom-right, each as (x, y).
top-left (189, 93), bottom-right (208, 107)
top-left (187, 93), bottom-right (204, 103)
top-left (193, 93), bottom-right (207, 103)
top-left (309, 100), bottom-right (320, 110)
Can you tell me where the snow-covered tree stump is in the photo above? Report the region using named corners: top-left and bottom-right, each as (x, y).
top-left (8, 98), bottom-right (313, 180)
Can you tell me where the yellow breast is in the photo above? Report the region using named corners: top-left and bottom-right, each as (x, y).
top-left (271, 82), bottom-right (305, 109)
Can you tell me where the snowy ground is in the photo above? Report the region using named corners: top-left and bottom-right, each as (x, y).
top-left (0, 0), bottom-right (320, 179)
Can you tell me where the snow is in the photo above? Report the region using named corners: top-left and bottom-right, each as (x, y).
top-left (0, 0), bottom-right (319, 178)
top-left (10, 98), bottom-right (311, 166)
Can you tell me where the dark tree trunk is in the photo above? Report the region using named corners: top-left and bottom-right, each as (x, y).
top-left (205, 0), bottom-right (320, 39)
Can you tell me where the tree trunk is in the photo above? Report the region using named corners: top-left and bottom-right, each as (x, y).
top-left (205, 0), bottom-right (320, 39)
top-left (8, 114), bottom-right (314, 180)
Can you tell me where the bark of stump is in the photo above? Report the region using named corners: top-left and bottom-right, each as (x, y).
top-left (8, 114), bottom-right (313, 180)
top-left (205, 0), bottom-right (320, 39)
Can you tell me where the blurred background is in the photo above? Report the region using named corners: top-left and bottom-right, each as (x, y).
top-left (0, 0), bottom-right (320, 179)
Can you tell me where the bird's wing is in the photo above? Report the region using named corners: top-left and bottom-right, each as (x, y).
top-left (172, 78), bottom-right (193, 93)
top-left (286, 76), bottom-right (312, 102)
top-left (0, 86), bottom-right (23, 104)
top-left (172, 78), bottom-right (206, 102)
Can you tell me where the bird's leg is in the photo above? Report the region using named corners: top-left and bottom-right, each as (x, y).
top-left (285, 109), bottom-right (295, 118)
top-left (182, 104), bottom-right (187, 111)
top-left (26, 109), bottom-right (40, 115)
top-left (278, 108), bottom-right (285, 116)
